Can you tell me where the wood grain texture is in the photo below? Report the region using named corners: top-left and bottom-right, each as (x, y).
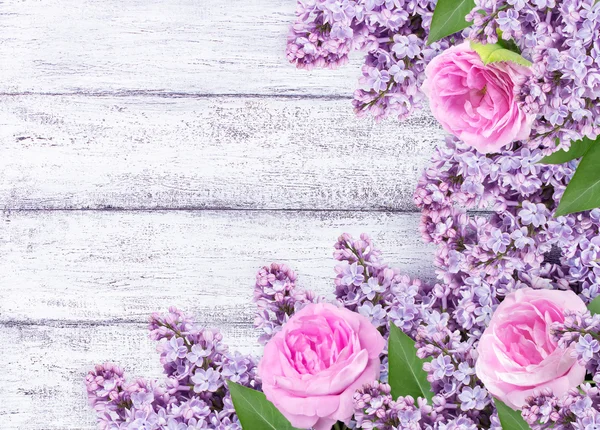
top-left (0, 0), bottom-right (445, 427)
top-left (0, 210), bottom-right (435, 324)
top-left (0, 210), bottom-right (436, 429)
top-left (0, 323), bottom-right (257, 429)
top-left (0, 95), bottom-right (442, 211)
top-left (0, 0), bottom-right (363, 96)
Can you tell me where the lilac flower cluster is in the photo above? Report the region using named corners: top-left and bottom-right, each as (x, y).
top-left (352, 378), bottom-right (497, 429)
top-left (86, 308), bottom-right (259, 429)
top-left (333, 232), bottom-right (434, 338)
top-left (352, 381), bottom-right (438, 429)
top-left (332, 233), bottom-right (499, 428)
top-left (286, 0), bottom-right (460, 120)
top-left (468, 0), bottom-right (600, 153)
top-left (521, 386), bottom-right (600, 428)
top-left (253, 262), bottom-right (317, 344)
top-left (412, 134), bottom-right (600, 427)
top-left (518, 311), bottom-right (600, 427)
top-left (416, 318), bottom-right (495, 427)
top-left (414, 136), bottom-right (600, 337)
top-left (554, 311), bottom-right (600, 377)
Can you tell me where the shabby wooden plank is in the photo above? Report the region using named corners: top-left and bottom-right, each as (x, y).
top-left (0, 322), bottom-right (258, 429)
top-left (0, 210), bottom-right (435, 324)
top-left (0, 0), bottom-right (362, 95)
top-left (0, 95), bottom-right (442, 211)
top-left (0, 209), bottom-right (436, 429)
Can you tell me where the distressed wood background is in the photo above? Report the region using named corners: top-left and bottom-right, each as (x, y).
top-left (0, 0), bottom-right (443, 428)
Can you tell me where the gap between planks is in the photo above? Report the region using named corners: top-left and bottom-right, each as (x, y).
top-left (1, 208), bottom-right (420, 212)
top-left (0, 92), bottom-right (353, 100)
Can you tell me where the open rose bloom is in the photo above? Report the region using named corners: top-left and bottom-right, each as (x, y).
top-left (259, 303), bottom-right (385, 430)
top-left (476, 288), bottom-right (587, 409)
top-left (422, 42), bottom-right (534, 154)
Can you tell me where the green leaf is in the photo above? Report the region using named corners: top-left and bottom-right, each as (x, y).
top-left (495, 30), bottom-right (521, 53)
top-left (227, 381), bottom-right (301, 430)
top-left (471, 42), bottom-right (532, 67)
top-left (495, 399), bottom-right (530, 429)
top-left (556, 141), bottom-right (600, 216)
top-left (388, 324), bottom-right (434, 402)
top-left (427, 0), bottom-right (475, 44)
top-left (540, 137), bottom-right (596, 165)
top-left (588, 295), bottom-right (600, 315)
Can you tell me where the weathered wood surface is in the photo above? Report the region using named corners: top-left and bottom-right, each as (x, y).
top-left (0, 0), bottom-right (363, 96)
top-left (0, 95), bottom-right (442, 211)
top-left (0, 210), bottom-right (435, 323)
top-left (0, 323), bottom-right (252, 429)
top-left (0, 210), bottom-right (436, 428)
top-left (0, 0), bottom-right (443, 428)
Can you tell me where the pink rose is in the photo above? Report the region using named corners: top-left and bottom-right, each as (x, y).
top-left (259, 303), bottom-right (385, 430)
top-left (476, 287), bottom-right (587, 409)
top-left (422, 42), bottom-right (534, 154)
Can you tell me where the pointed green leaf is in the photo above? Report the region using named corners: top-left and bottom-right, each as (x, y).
top-left (388, 324), bottom-right (434, 402)
top-left (556, 142), bottom-right (600, 216)
top-left (471, 42), bottom-right (532, 67)
top-left (495, 399), bottom-right (530, 429)
top-left (427, 0), bottom-right (475, 44)
top-left (486, 47), bottom-right (532, 67)
top-left (588, 295), bottom-right (600, 315)
top-left (227, 381), bottom-right (301, 430)
top-left (495, 31), bottom-right (521, 53)
top-left (541, 137), bottom-right (596, 165)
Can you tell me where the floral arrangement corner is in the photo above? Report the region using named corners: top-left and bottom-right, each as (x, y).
top-left (83, 0), bottom-right (600, 428)
top-left (86, 230), bottom-right (600, 430)
top-left (287, 0), bottom-right (600, 215)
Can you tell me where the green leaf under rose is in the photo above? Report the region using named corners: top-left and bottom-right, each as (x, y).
top-left (471, 42), bottom-right (532, 67)
top-left (388, 324), bottom-right (434, 402)
top-left (554, 139), bottom-right (600, 216)
top-left (540, 137), bottom-right (596, 165)
top-left (588, 295), bottom-right (600, 315)
top-left (495, 398), bottom-right (531, 429)
top-left (539, 135), bottom-right (600, 216)
top-left (228, 381), bottom-right (301, 430)
top-left (427, 0), bottom-right (475, 44)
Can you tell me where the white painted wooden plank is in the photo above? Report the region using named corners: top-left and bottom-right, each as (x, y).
top-left (0, 0), bottom-right (363, 95)
top-left (0, 323), bottom-right (258, 429)
top-left (0, 95), bottom-right (442, 210)
top-left (0, 210), bottom-right (435, 324)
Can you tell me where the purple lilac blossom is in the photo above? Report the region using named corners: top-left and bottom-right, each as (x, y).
top-left (86, 307), bottom-right (259, 429)
top-left (333, 232), bottom-right (436, 339)
top-left (334, 233), bottom-right (501, 427)
top-left (289, 0), bottom-right (600, 157)
top-left (352, 381), bottom-right (439, 429)
top-left (88, 212), bottom-right (600, 428)
top-left (413, 135), bottom-right (600, 428)
top-left (253, 262), bottom-right (317, 344)
top-left (522, 386), bottom-right (600, 428)
top-left (286, 0), bottom-right (462, 121)
top-left (414, 135), bottom-right (598, 337)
